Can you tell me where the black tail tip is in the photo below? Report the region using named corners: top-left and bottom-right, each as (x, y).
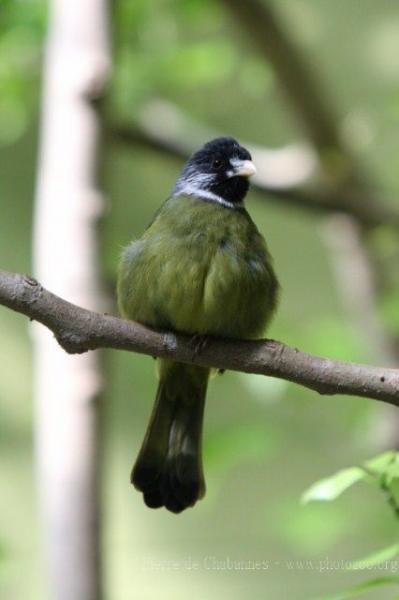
top-left (131, 455), bottom-right (205, 514)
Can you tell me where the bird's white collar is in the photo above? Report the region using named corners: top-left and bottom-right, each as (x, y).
top-left (173, 184), bottom-right (240, 210)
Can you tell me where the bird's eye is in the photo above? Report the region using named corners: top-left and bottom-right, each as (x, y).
top-left (212, 159), bottom-right (222, 169)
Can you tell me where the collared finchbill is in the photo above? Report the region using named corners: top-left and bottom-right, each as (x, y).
top-left (118, 136), bottom-right (279, 513)
top-left (230, 158), bottom-right (257, 178)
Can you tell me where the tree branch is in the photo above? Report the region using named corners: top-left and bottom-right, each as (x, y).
top-left (219, 0), bottom-right (399, 229)
top-left (109, 99), bottom-right (318, 190)
top-left (1, 271), bottom-right (398, 407)
top-left (324, 215), bottom-right (398, 366)
top-left (220, 0), bottom-right (343, 155)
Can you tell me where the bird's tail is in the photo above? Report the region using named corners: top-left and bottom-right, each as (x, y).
top-left (131, 359), bottom-right (209, 513)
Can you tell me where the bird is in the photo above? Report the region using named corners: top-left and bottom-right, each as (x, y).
top-left (117, 137), bottom-right (279, 513)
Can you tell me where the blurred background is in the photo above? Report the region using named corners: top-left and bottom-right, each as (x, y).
top-left (1, 0), bottom-right (399, 599)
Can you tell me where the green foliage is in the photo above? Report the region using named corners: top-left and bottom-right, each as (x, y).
top-left (110, 0), bottom-right (275, 130)
top-left (303, 451), bottom-right (399, 513)
top-left (304, 452), bottom-right (399, 599)
top-left (112, 0), bottom-right (227, 116)
top-left (0, 0), bottom-right (46, 145)
top-left (302, 467), bottom-right (366, 503)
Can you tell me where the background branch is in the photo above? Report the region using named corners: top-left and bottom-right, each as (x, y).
top-left (221, 0), bottom-right (344, 156)
top-left (324, 215), bottom-right (398, 366)
top-left (217, 0), bottom-right (399, 449)
top-left (109, 100), bottom-right (399, 228)
top-left (1, 271), bottom-right (398, 407)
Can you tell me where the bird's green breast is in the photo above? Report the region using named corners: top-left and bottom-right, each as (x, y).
top-left (118, 195), bottom-right (279, 339)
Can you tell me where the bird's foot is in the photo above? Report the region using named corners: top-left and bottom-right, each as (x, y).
top-left (189, 334), bottom-right (211, 357)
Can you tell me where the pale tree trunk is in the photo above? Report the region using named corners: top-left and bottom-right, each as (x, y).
top-left (33, 1), bottom-right (111, 598)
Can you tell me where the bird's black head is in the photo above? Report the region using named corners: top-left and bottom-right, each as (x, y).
top-left (173, 137), bottom-right (256, 208)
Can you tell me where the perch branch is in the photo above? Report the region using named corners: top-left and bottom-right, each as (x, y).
top-left (1, 271), bottom-right (398, 407)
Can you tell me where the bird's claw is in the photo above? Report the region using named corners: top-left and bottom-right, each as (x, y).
top-left (189, 334), bottom-right (211, 357)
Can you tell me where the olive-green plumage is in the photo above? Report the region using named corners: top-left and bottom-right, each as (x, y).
top-left (118, 196), bottom-right (277, 337)
top-left (118, 138), bottom-right (279, 513)
top-left (118, 195), bottom-right (278, 512)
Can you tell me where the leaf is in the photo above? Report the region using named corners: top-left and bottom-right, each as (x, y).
top-left (382, 462), bottom-right (399, 486)
top-left (365, 451), bottom-right (397, 475)
top-left (315, 576), bottom-right (399, 600)
top-left (346, 543), bottom-right (399, 571)
top-left (302, 467), bottom-right (365, 504)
